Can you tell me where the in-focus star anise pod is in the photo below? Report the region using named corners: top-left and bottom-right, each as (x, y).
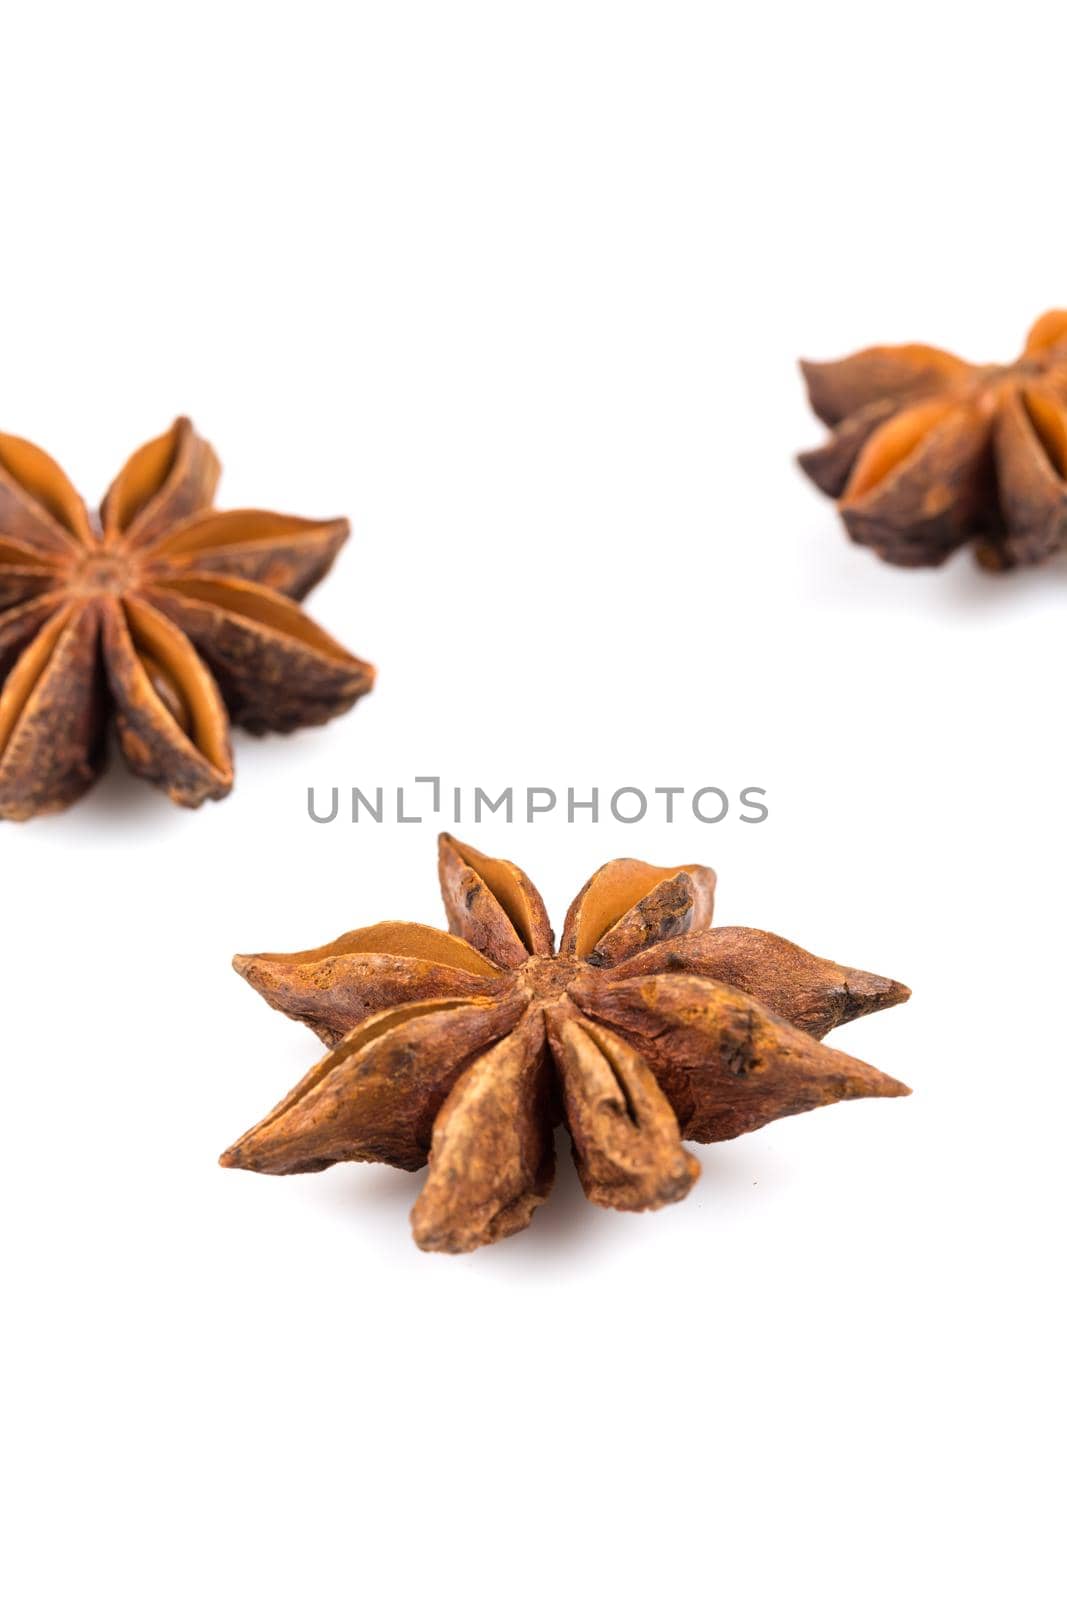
top-left (799, 310), bottom-right (1067, 570)
top-left (0, 418), bottom-right (374, 819)
top-left (221, 835), bottom-right (911, 1254)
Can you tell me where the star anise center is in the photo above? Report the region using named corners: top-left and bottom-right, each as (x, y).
top-left (519, 952), bottom-right (582, 1003)
top-left (68, 546), bottom-right (139, 597)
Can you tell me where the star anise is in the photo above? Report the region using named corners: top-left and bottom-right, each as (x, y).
top-left (799, 310), bottom-right (1067, 570)
top-left (221, 835), bottom-right (911, 1254)
top-left (0, 418), bottom-right (374, 820)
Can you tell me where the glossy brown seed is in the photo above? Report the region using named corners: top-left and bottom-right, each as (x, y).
top-left (0, 418), bottom-right (374, 820)
top-left (222, 837), bottom-right (912, 1253)
top-left (799, 310), bottom-right (1067, 569)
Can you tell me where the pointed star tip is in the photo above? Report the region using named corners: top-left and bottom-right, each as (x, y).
top-left (840, 972), bottom-right (912, 1024)
top-left (873, 1070), bottom-right (911, 1100)
top-left (864, 974), bottom-right (912, 1007)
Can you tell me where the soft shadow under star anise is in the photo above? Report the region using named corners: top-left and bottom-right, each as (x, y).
top-left (221, 835), bottom-right (911, 1254)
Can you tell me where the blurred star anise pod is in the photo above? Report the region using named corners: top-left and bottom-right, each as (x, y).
top-left (0, 418), bottom-right (374, 820)
top-left (221, 835), bottom-right (911, 1254)
top-left (799, 310), bottom-right (1067, 570)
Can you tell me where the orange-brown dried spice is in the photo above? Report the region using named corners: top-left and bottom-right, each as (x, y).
top-left (221, 836), bottom-right (912, 1254)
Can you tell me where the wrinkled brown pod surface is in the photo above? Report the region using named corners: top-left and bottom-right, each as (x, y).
top-left (798, 310), bottom-right (1067, 569)
top-left (0, 418), bottom-right (374, 819)
top-left (222, 835), bottom-right (912, 1254)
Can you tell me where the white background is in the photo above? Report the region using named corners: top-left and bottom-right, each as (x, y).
top-left (2, 3), bottom-right (1064, 1596)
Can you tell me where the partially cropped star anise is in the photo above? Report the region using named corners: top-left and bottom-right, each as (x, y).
top-left (799, 310), bottom-right (1067, 570)
top-left (221, 835), bottom-right (911, 1254)
top-left (0, 418), bottom-right (374, 820)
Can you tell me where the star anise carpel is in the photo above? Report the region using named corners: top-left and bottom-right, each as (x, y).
top-left (0, 417), bottom-right (374, 820)
top-left (799, 309), bottom-right (1067, 570)
top-left (221, 835), bottom-right (912, 1254)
